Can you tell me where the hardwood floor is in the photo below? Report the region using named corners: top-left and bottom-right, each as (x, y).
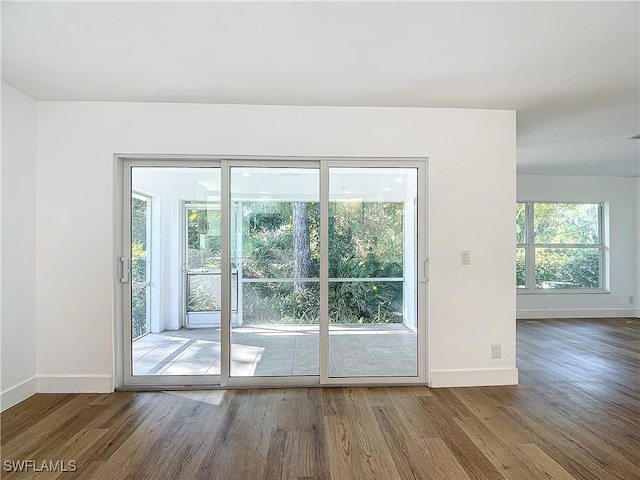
top-left (2, 317), bottom-right (638, 479)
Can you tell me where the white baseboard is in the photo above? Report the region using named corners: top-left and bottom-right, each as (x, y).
top-left (37, 375), bottom-right (113, 393)
top-left (429, 368), bottom-right (518, 388)
top-left (1, 377), bottom-right (37, 412)
top-left (517, 308), bottom-right (637, 319)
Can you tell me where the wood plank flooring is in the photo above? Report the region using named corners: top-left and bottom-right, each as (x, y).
top-left (2, 317), bottom-right (638, 479)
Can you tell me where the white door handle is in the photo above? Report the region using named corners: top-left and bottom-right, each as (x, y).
top-left (420, 258), bottom-right (428, 283)
top-left (120, 257), bottom-right (130, 283)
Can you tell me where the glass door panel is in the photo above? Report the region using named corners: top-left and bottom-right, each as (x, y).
top-left (328, 167), bottom-right (418, 377)
top-left (131, 194), bottom-right (151, 340)
top-left (230, 167), bottom-right (320, 377)
top-left (184, 203), bottom-right (239, 326)
top-left (129, 167), bottom-right (223, 379)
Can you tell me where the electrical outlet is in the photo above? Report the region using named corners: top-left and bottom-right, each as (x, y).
top-left (629, 296), bottom-right (634, 304)
top-left (491, 344), bottom-right (501, 359)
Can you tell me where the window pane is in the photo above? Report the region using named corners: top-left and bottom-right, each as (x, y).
top-left (535, 248), bottom-right (600, 288)
top-left (187, 206), bottom-right (221, 270)
top-left (329, 201), bottom-right (404, 276)
top-left (241, 201), bottom-right (319, 279)
top-left (242, 281), bottom-right (319, 324)
top-left (516, 247), bottom-right (526, 288)
top-left (516, 203), bottom-right (526, 244)
top-left (131, 196), bottom-right (149, 284)
top-left (230, 167), bottom-right (320, 377)
top-left (131, 285), bottom-right (148, 339)
top-left (329, 280), bottom-right (404, 323)
top-left (534, 204), bottom-right (599, 244)
top-left (328, 167), bottom-right (418, 378)
top-left (187, 273), bottom-right (238, 312)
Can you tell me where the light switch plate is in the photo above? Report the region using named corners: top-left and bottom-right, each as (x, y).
top-left (461, 250), bottom-right (471, 265)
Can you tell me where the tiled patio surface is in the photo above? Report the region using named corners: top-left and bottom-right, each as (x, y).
top-left (132, 323), bottom-right (418, 378)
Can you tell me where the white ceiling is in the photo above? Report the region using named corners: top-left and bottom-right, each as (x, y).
top-left (2, 1), bottom-right (639, 176)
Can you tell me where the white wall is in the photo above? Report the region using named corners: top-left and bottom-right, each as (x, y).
top-left (1, 83), bottom-right (37, 410)
top-left (35, 102), bottom-right (517, 391)
top-left (517, 175), bottom-right (638, 318)
top-left (637, 177), bottom-right (640, 318)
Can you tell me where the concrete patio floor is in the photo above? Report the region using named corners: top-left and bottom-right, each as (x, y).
top-left (132, 323), bottom-right (418, 378)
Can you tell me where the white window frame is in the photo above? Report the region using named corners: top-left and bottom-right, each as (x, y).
top-left (517, 201), bottom-right (607, 294)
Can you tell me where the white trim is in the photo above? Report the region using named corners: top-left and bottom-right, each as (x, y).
top-left (325, 376), bottom-right (421, 386)
top-left (220, 161), bottom-right (231, 386)
top-left (517, 288), bottom-right (609, 295)
top-left (1, 377), bottom-right (37, 412)
top-left (226, 376), bottom-right (320, 388)
top-left (319, 160), bottom-right (329, 383)
top-left (517, 308), bottom-right (638, 319)
top-left (241, 277), bottom-right (403, 283)
top-left (429, 368), bottom-right (518, 388)
top-left (37, 375), bottom-right (113, 393)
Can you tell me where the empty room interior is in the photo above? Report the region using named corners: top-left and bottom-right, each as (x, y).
top-left (1, 2), bottom-right (638, 479)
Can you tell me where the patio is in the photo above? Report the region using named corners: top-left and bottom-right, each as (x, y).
top-left (133, 323), bottom-right (418, 378)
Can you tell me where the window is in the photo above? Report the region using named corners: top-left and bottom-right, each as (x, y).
top-left (516, 202), bottom-right (604, 291)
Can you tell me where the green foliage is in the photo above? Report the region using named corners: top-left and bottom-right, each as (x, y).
top-left (516, 247), bottom-right (526, 288)
top-left (187, 275), bottom-right (221, 312)
top-left (535, 248), bottom-right (600, 288)
top-left (131, 243), bottom-right (147, 284)
top-left (187, 207), bottom-right (221, 269)
top-left (238, 200), bottom-right (406, 325)
top-left (515, 203), bottom-right (526, 243)
top-left (131, 196), bottom-right (149, 338)
top-left (131, 197), bottom-right (149, 284)
top-left (534, 203), bottom-right (599, 244)
top-left (243, 282), bottom-right (320, 324)
top-left (131, 287), bottom-right (148, 339)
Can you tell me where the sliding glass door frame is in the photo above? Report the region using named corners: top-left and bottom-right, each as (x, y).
top-left (119, 156), bottom-right (428, 389)
top-left (321, 159), bottom-right (427, 385)
top-left (121, 158), bottom-right (224, 387)
top-left (222, 159), bottom-right (322, 387)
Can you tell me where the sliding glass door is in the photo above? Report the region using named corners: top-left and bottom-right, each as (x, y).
top-left (328, 167), bottom-right (418, 378)
top-left (230, 167), bottom-right (320, 377)
top-left (121, 158), bottom-right (426, 388)
top-left (125, 165), bottom-right (224, 384)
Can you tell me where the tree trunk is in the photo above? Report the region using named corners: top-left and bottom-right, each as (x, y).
top-left (293, 202), bottom-right (311, 290)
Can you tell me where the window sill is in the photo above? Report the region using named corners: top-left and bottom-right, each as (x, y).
top-left (516, 288), bottom-right (610, 295)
